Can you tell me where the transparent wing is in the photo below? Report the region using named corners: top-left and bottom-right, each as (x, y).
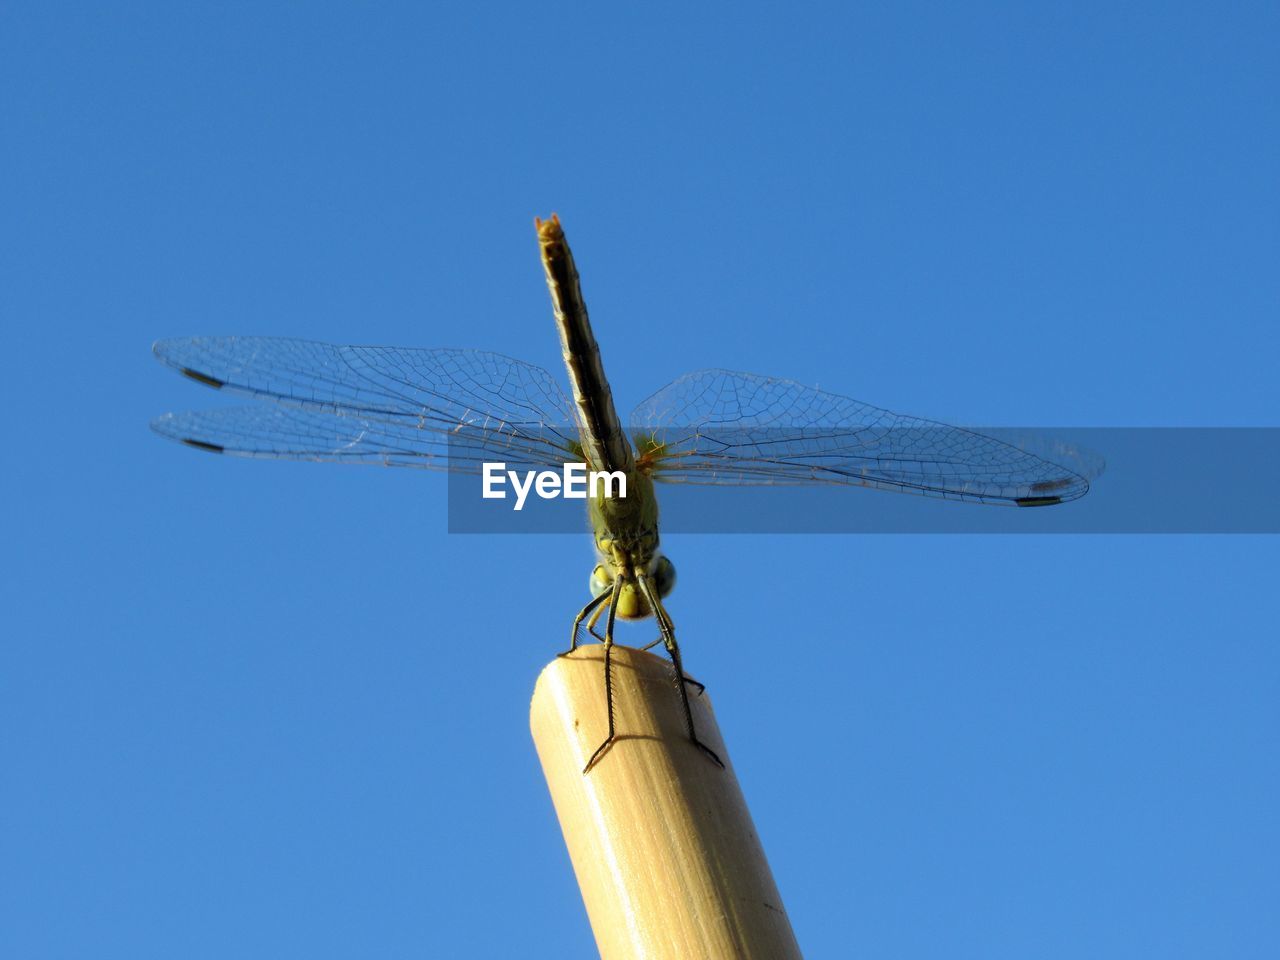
top-left (630, 369), bottom-right (1098, 505)
top-left (151, 405), bottom-right (570, 470)
top-left (152, 336), bottom-right (579, 472)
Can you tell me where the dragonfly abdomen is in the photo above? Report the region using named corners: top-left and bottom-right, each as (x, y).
top-left (537, 215), bottom-right (636, 478)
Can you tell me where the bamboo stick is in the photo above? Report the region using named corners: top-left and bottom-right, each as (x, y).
top-left (530, 644), bottom-right (803, 960)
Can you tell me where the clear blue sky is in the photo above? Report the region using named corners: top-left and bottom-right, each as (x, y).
top-left (3, 2), bottom-right (1277, 957)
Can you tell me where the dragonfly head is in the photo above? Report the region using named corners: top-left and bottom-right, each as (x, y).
top-left (590, 554), bottom-right (676, 621)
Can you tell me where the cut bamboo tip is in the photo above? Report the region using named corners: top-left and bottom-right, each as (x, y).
top-left (531, 644), bottom-right (803, 960)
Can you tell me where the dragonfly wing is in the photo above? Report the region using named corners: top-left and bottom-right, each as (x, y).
top-left (630, 369), bottom-right (1097, 505)
top-left (153, 336), bottom-right (579, 471)
top-left (151, 405), bottom-right (549, 471)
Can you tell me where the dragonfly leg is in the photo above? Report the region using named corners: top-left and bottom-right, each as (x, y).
top-left (638, 636), bottom-right (704, 694)
top-left (636, 574), bottom-right (723, 770)
top-left (585, 598), bottom-right (609, 642)
top-left (584, 576), bottom-right (625, 774)
top-left (561, 589), bottom-right (611, 657)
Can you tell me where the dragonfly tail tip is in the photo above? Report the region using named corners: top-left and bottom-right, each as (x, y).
top-left (536, 213), bottom-right (563, 242)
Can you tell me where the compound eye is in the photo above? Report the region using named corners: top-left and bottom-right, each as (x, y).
top-left (589, 563), bottom-right (612, 597)
top-left (652, 555), bottom-right (676, 599)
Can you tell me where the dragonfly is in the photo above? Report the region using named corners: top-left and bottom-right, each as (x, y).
top-left (153, 215), bottom-right (1097, 772)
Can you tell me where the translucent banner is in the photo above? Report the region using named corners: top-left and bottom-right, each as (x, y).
top-left (447, 428), bottom-right (1279, 534)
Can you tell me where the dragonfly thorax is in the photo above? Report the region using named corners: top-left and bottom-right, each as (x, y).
top-left (584, 464), bottom-right (669, 621)
top-left (590, 553), bottom-right (676, 621)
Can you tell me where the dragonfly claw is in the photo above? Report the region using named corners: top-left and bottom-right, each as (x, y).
top-left (694, 738), bottom-right (725, 769)
top-left (583, 735), bottom-right (616, 774)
